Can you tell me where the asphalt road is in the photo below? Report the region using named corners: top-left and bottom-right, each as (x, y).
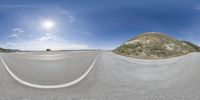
top-left (0, 51), bottom-right (200, 100)
top-left (0, 51), bottom-right (98, 86)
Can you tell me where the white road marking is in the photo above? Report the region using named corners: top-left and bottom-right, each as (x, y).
top-left (0, 55), bottom-right (99, 89)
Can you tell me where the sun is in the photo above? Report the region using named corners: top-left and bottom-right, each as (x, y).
top-left (42, 20), bottom-right (54, 30)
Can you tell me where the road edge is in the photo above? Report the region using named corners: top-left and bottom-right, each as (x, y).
top-left (0, 55), bottom-right (99, 89)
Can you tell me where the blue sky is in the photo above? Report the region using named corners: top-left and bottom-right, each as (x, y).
top-left (0, 0), bottom-right (200, 50)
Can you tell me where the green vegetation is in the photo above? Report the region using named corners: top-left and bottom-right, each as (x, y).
top-left (113, 32), bottom-right (199, 59)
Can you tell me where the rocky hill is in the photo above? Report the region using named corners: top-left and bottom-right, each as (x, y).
top-left (113, 32), bottom-right (199, 59)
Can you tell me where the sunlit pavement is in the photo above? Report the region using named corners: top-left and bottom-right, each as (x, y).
top-left (0, 51), bottom-right (200, 100)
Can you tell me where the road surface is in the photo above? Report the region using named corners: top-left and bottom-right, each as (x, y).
top-left (0, 51), bottom-right (200, 100)
top-left (0, 51), bottom-right (98, 87)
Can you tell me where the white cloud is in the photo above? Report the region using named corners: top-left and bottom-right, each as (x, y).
top-left (194, 5), bottom-right (200, 10)
top-left (54, 7), bottom-right (76, 22)
top-left (2, 34), bottom-right (88, 50)
top-left (194, 8), bottom-right (200, 10)
top-left (9, 34), bottom-right (18, 37)
top-left (38, 33), bottom-right (54, 41)
top-left (12, 28), bottom-right (25, 33)
top-left (8, 28), bottom-right (25, 38)
top-left (0, 4), bottom-right (31, 9)
top-left (5, 41), bottom-right (88, 51)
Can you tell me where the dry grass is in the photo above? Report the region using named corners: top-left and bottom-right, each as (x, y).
top-left (114, 32), bottom-right (198, 59)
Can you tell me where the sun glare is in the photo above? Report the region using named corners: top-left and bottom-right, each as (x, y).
top-left (42, 20), bottom-right (54, 30)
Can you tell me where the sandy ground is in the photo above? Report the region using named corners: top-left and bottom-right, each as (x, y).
top-left (0, 51), bottom-right (200, 100)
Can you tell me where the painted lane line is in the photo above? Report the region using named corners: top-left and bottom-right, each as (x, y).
top-left (0, 55), bottom-right (99, 89)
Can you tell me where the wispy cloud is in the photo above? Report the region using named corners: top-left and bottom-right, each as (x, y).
top-left (38, 33), bottom-right (54, 41)
top-left (9, 34), bottom-right (18, 37)
top-left (8, 28), bottom-right (25, 38)
top-left (194, 7), bottom-right (200, 10)
top-left (0, 5), bottom-right (88, 50)
top-left (54, 7), bottom-right (76, 23)
top-left (3, 40), bottom-right (88, 50)
top-left (2, 33), bottom-right (88, 50)
top-left (0, 4), bottom-right (39, 10)
top-left (70, 30), bottom-right (91, 36)
top-left (194, 5), bottom-right (200, 10)
top-left (12, 28), bottom-right (25, 33)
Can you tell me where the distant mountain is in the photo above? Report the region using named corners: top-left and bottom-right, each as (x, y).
top-left (113, 32), bottom-right (199, 59)
top-left (181, 41), bottom-right (200, 52)
top-left (0, 47), bottom-right (20, 52)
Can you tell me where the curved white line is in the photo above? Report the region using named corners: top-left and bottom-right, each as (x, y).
top-left (0, 55), bottom-right (99, 89)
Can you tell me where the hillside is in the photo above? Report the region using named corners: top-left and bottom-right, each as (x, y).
top-left (113, 32), bottom-right (199, 59)
top-left (0, 47), bottom-right (20, 53)
top-left (181, 41), bottom-right (200, 52)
